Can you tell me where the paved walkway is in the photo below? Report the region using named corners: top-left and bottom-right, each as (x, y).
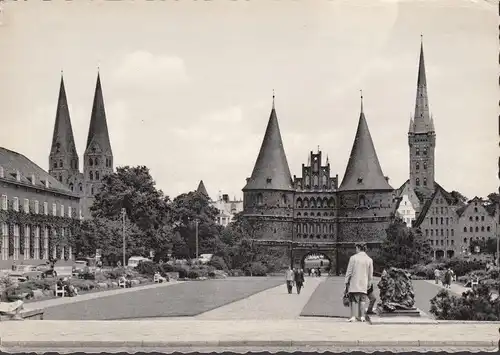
top-left (0, 319), bottom-right (498, 348)
top-left (196, 276), bottom-right (324, 320)
top-left (423, 280), bottom-right (470, 296)
top-left (23, 281), bottom-right (184, 311)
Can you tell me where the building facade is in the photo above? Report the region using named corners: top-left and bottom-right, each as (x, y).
top-left (48, 72), bottom-right (114, 219)
top-left (213, 193), bottom-right (243, 227)
top-left (0, 148), bottom-right (81, 266)
top-left (241, 95), bottom-right (398, 270)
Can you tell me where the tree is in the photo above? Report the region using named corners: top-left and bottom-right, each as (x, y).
top-left (450, 191), bottom-right (468, 204)
top-left (76, 217), bottom-right (144, 265)
top-left (170, 191), bottom-right (222, 259)
top-left (487, 193), bottom-right (500, 205)
top-left (90, 166), bottom-right (172, 260)
top-left (374, 221), bottom-right (432, 270)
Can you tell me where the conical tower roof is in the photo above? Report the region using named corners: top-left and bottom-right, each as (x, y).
top-left (197, 180), bottom-right (209, 197)
top-left (85, 72), bottom-right (112, 154)
top-left (243, 97), bottom-right (293, 191)
top-left (410, 39), bottom-right (434, 134)
top-left (51, 73), bottom-right (78, 155)
top-left (339, 94), bottom-right (393, 192)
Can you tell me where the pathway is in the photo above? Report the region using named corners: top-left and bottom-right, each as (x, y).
top-left (196, 276), bottom-right (324, 320)
top-left (0, 319), bottom-right (497, 349)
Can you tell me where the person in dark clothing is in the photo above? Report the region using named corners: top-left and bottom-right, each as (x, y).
top-left (317, 268), bottom-right (321, 277)
top-left (366, 284), bottom-right (377, 315)
top-left (294, 269), bottom-right (305, 294)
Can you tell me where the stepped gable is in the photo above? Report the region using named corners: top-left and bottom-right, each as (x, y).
top-left (339, 94), bottom-right (393, 192)
top-left (243, 98), bottom-right (293, 191)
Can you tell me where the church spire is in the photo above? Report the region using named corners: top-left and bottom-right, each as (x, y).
top-left (243, 98), bottom-right (293, 191)
top-left (411, 37), bottom-right (433, 133)
top-left (339, 94), bottom-right (392, 191)
top-left (85, 71), bottom-right (112, 154)
top-left (50, 72), bottom-right (78, 157)
top-left (197, 180), bottom-right (209, 197)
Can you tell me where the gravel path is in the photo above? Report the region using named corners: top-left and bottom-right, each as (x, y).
top-left (42, 277), bottom-right (284, 320)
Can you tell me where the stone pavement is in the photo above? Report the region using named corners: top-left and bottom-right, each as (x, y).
top-left (0, 319), bottom-right (498, 349)
top-left (423, 280), bottom-right (469, 295)
top-left (196, 276), bottom-right (324, 320)
top-left (23, 280), bottom-right (184, 311)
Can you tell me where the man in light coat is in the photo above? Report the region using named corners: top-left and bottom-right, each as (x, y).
top-left (285, 267), bottom-right (295, 294)
top-left (344, 242), bottom-right (373, 322)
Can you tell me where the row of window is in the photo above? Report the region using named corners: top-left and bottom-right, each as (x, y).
top-left (87, 157), bottom-right (112, 168)
top-left (1, 223), bottom-right (72, 261)
top-left (415, 147), bottom-right (429, 156)
top-left (415, 162), bottom-right (428, 170)
top-left (430, 239), bottom-right (454, 246)
top-left (468, 215), bottom-right (486, 222)
top-left (463, 236), bottom-right (491, 244)
top-left (297, 212), bottom-right (335, 217)
top-left (415, 177), bottom-right (428, 187)
top-left (425, 228), bottom-right (455, 237)
top-left (429, 216), bottom-right (454, 225)
top-left (0, 195), bottom-right (79, 218)
top-left (296, 224), bottom-right (335, 234)
top-left (429, 206), bottom-right (450, 215)
top-left (463, 225), bottom-right (491, 233)
top-left (296, 197), bottom-right (335, 208)
top-left (297, 234), bottom-right (331, 240)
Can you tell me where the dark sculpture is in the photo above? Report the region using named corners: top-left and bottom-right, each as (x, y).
top-left (377, 267), bottom-right (416, 312)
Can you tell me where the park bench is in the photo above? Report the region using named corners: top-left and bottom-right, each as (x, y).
top-left (464, 277), bottom-right (480, 288)
top-left (55, 283), bottom-right (66, 297)
top-left (118, 278), bottom-right (127, 288)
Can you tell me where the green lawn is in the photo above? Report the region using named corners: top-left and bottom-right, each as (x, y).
top-left (43, 277), bottom-right (284, 320)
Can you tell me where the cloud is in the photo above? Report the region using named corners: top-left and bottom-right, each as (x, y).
top-left (112, 51), bottom-right (189, 87)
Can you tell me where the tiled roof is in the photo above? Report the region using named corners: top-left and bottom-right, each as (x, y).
top-left (0, 147), bottom-right (74, 196)
top-left (413, 183), bottom-right (464, 227)
top-left (243, 105), bottom-right (293, 191)
top-left (338, 103), bottom-right (393, 192)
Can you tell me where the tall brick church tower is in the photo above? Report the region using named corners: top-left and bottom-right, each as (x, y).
top-left (242, 95), bottom-right (294, 240)
top-left (48, 71), bottom-right (114, 219)
top-left (408, 39), bottom-right (436, 198)
top-left (82, 72), bottom-right (114, 217)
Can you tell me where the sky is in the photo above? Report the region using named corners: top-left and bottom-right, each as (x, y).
top-left (0, 0), bottom-right (497, 202)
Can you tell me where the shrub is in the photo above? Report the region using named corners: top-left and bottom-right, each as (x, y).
top-left (229, 269), bottom-right (244, 276)
top-left (208, 256), bottom-right (228, 271)
top-left (178, 267), bottom-right (189, 279)
top-left (187, 270), bottom-right (200, 279)
top-left (430, 285), bottom-right (500, 321)
top-left (159, 263), bottom-right (176, 273)
top-left (103, 268), bottom-right (127, 280)
top-left (249, 262), bottom-right (267, 276)
top-left (136, 261), bottom-right (159, 277)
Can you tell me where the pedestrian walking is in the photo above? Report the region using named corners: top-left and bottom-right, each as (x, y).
top-left (444, 268), bottom-right (452, 289)
top-left (434, 268), bottom-right (441, 285)
top-left (344, 242), bottom-right (373, 323)
top-left (294, 268), bottom-right (305, 294)
top-left (285, 267), bottom-right (295, 294)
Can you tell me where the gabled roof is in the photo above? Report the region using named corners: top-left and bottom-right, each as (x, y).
top-left (339, 96), bottom-right (393, 192)
top-left (0, 147), bottom-right (74, 196)
top-left (197, 180), bottom-right (209, 197)
top-left (413, 183), bottom-right (463, 227)
top-left (50, 74), bottom-right (78, 156)
top-left (85, 72), bottom-right (112, 155)
top-left (243, 100), bottom-right (293, 191)
top-left (410, 40), bottom-right (434, 134)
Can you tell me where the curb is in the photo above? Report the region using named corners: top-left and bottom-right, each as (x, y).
top-left (1, 340), bottom-right (496, 348)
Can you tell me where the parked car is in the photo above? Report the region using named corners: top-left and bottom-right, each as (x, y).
top-left (72, 260), bottom-right (88, 276)
top-left (127, 256), bottom-right (151, 268)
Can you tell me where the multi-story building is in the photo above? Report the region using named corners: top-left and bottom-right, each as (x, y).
top-left (48, 72), bottom-right (114, 219)
top-left (457, 197), bottom-right (498, 254)
top-left (0, 148), bottom-right (81, 266)
top-left (213, 193), bottom-right (243, 227)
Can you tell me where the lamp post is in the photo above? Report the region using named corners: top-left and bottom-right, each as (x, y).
top-left (195, 218), bottom-right (199, 261)
top-left (121, 208), bottom-right (126, 268)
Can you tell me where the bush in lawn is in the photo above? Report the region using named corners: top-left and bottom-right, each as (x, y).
top-left (159, 263), bottom-right (176, 273)
top-left (248, 262), bottom-right (267, 276)
top-left (178, 267), bottom-right (189, 279)
top-left (443, 258), bottom-right (486, 277)
top-left (430, 285), bottom-right (500, 321)
top-left (229, 269), bottom-right (244, 276)
top-left (208, 256), bottom-right (228, 271)
top-left (79, 271), bottom-right (96, 280)
top-left (187, 270), bottom-right (200, 279)
top-left (103, 268), bottom-right (128, 280)
top-left (71, 279), bottom-right (98, 292)
top-left (136, 261), bottom-right (160, 277)
top-left (94, 273), bottom-right (108, 283)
